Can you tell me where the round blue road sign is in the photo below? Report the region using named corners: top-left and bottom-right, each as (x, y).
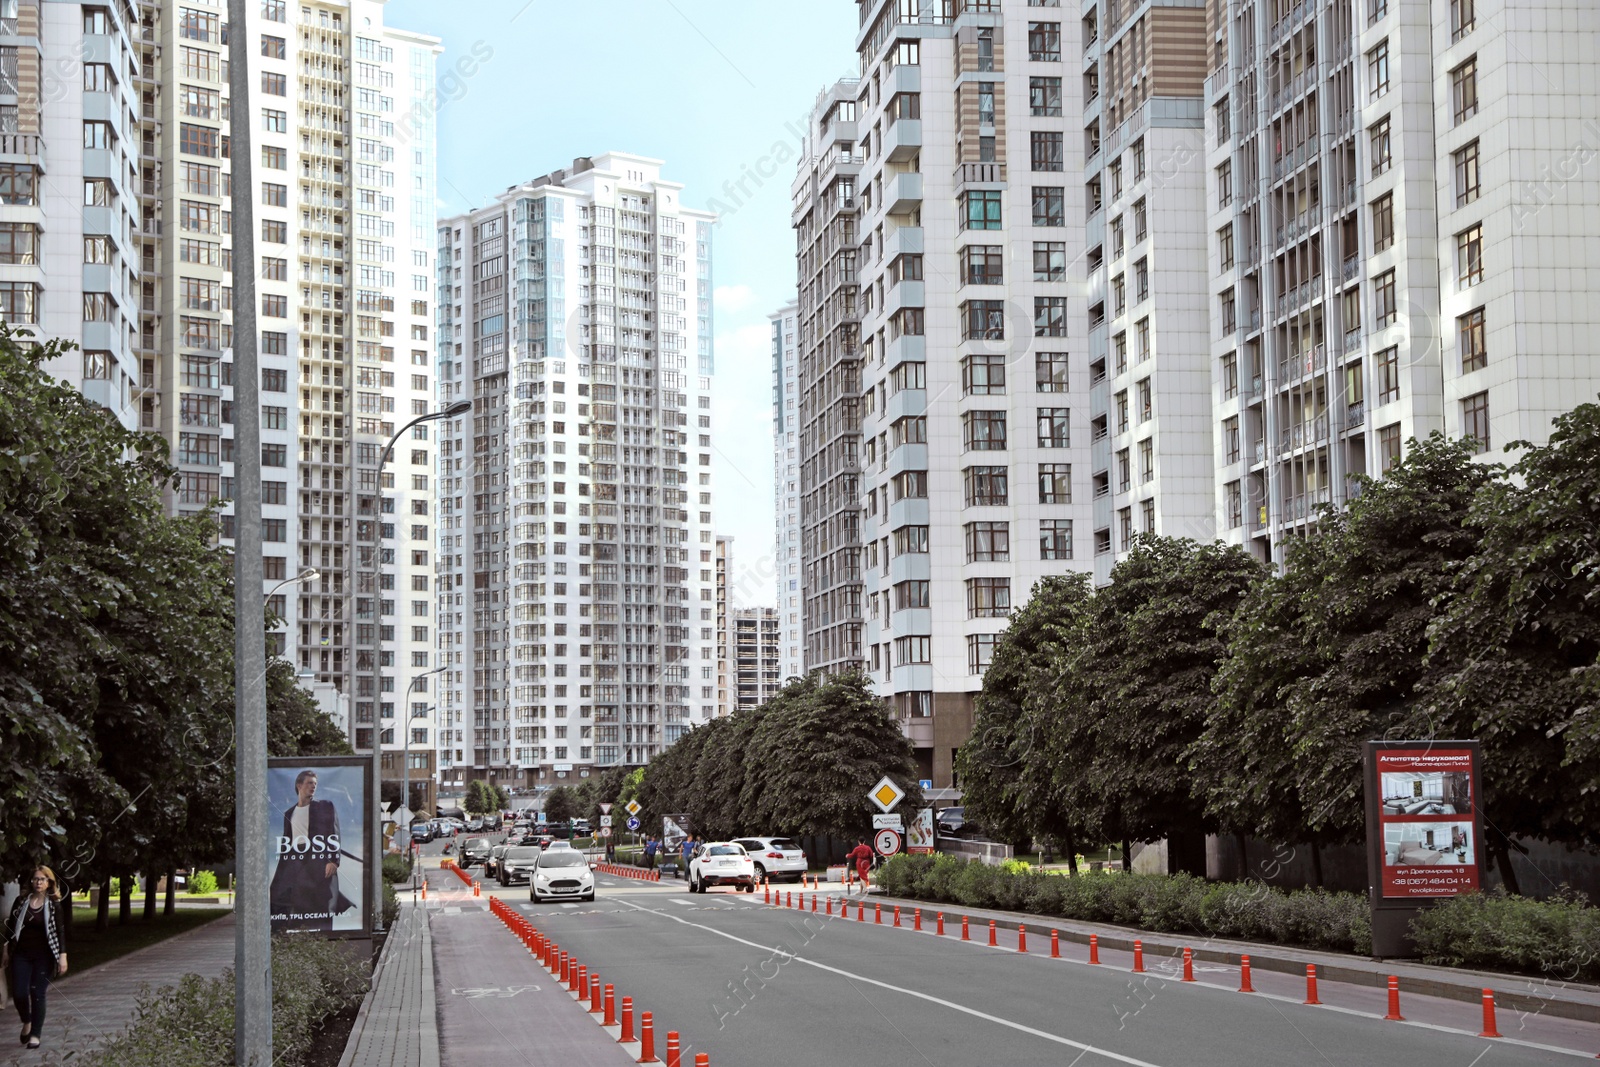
top-left (626, 816), bottom-right (641, 831)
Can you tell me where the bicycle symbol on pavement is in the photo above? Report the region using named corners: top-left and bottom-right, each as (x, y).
top-left (449, 985), bottom-right (541, 998)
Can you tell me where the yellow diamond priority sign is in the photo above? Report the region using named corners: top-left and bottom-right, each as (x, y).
top-left (868, 776), bottom-right (905, 813)
top-left (624, 799), bottom-right (641, 816)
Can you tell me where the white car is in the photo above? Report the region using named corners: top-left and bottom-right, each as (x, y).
top-left (530, 847), bottom-right (595, 903)
top-left (688, 842), bottom-right (757, 893)
top-left (733, 837), bottom-right (808, 884)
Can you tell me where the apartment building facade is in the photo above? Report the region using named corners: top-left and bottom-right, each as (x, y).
top-left (768, 302), bottom-right (804, 682)
top-left (732, 606), bottom-right (782, 710)
top-left (843, 0), bottom-right (1097, 787)
top-left (790, 78), bottom-right (867, 681)
top-left (1204, 0), bottom-right (1600, 561)
top-left (435, 153), bottom-right (718, 791)
top-left (715, 534), bottom-right (732, 716)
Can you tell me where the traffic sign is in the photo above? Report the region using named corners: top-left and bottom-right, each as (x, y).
top-left (596, 826), bottom-right (612, 838)
top-left (868, 776), bottom-right (905, 812)
top-left (599, 803), bottom-right (613, 815)
top-left (625, 799), bottom-right (641, 816)
top-left (874, 828), bottom-right (903, 857)
top-left (872, 813), bottom-right (903, 831)
top-left (599, 815), bottom-right (613, 828)
top-left (626, 816), bottom-right (641, 831)
top-left (918, 778), bottom-right (933, 790)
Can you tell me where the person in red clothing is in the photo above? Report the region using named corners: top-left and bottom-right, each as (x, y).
top-left (846, 838), bottom-right (874, 895)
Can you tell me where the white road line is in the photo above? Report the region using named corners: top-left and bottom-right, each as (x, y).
top-left (667, 898), bottom-right (694, 907)
top-left (614, 899), bottom-right (1169, 1067)
top-left (560, 903), bottom-right (579, 909)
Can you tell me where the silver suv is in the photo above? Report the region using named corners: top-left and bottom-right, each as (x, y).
top-left (732, 837), bottom-right (808, 883)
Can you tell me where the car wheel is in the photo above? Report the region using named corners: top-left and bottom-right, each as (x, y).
top-left (583, 891), bottom-right (595, 902)
top-left (753, 862), bottom-right (766, 881)
top-left (530, 891), bottom-right (538, 903)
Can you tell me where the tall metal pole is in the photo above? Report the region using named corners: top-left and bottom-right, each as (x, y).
top-left (370, 403), bottom-right (469, 929)
top-left (401, 667), bottom-right (445, 839)
top-left (227, 0), bottom-right (268, 1061)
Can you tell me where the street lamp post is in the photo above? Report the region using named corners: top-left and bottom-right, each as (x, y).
top-left (368, 401), bottom-right (470, 931)
top-left (399, 667), bottom-right (446, 835)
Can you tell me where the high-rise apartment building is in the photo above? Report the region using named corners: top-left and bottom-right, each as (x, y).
top-left (1080, 0), bottom-right (1217, 579)
top-left (715, 534), bottom-right (733, 717)
top-left (9, 0), bottom-right (442, 807)
top-left (790, 79), bottom-right (866, 680)
top-left (1204, 0), bottom-right (1600, 561)
top-left (768, 302), bottom-right (804, 681)
top-left (732, 606), bottom-right (781, 710)
top-left (840, 1), bottom-right (1097, 787)
top-left (435, 153), bottom-right (718, 790)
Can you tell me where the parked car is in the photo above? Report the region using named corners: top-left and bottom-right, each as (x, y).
top-left (465, 818), bottom-right (484, 832)
top-left (570, 818), bottom-right (590, 836)
top-left (460, 836), bottom-right (494, 867)
top-left (688, 842), bottom-right (756, 893)
top-left (497, 845), bottom-right (545, 886)
top-left (530, 847), bottom-right (595, 903)
top-left (732, 837), bottom-right (808, 883)
top-left (485, 844), bottom-right (510, 880)
top-left (410, 823), bottom-right (433, 844)
top-left (936, 807), bottom-right (967, 836)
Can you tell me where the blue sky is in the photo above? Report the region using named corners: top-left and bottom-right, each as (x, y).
top-left (384, 0), bottom-right (860, 604)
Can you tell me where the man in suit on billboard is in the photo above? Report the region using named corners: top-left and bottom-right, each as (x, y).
top-left (270, 769), bottom-right (355, 933)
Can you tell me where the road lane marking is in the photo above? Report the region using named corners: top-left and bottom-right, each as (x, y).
top-left (613, 899), bottom-right (1170, 1067)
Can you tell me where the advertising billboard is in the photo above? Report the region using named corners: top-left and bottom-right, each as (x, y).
top-left (906, 807), bottom-right (935, 854)
top-left (1371, 747), bottom-right (1480, 898)
top-left (268, 756), bottom-right (371, 937)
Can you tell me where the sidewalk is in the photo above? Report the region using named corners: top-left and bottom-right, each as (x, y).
top-left (337, 898), bottom-right (439, 1067)
top-left (863, 888), bottom-right (1600, 1023)
top-left (0, 911), bottom-right (235, 1065)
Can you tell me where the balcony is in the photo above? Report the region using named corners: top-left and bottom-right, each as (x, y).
top-left (885, 119), bottom-right (921, 162)
top-left (1280, 414), bottom-right (1329, 451)
top-left (885, 171), bottom-right (923, 214)
top-left (1342, 327), bottom-right (1363, 353)
top-left (1206, 63), bottom-right (1231, 100)
top-left (1276, 343), bottom-right (1327, 381)
top-left (0, 133), bottom-right (42, 157)
top-left (1271, 139), bottom-right (1317, 183)
top-left (884, 225), bottom-right (923, 263)
top-left (952, 161), bottom-right (1005, 188)
top-left (1274, 276), bottom-right (1323, 318)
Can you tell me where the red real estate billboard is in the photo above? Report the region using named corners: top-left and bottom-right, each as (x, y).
top-left (1372, 746), bottom-right (1480, 899)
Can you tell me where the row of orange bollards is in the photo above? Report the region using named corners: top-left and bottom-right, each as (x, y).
top-left (598, 862), bottom-right (663, 883)
top-left (487, 894), bottom-right (704, 1065)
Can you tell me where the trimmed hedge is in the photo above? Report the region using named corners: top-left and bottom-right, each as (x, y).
top-left (876, 853), bottom-right (1371, 955)
top-left (1410, 888), bottom-right (1600, 981)
top-left (81, 933), bottom-right (369, 1067)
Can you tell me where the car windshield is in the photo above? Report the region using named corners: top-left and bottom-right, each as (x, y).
top-left (768, 838), bottom-right (800, 851)
top-left (465, 838), bottom-right (491, 849)
top-left (538, 851), bottom-right (587, 868)
top-left (505, 847), bottom-right (542, 861)
top-left (708, 845), bottom-right (743, 857)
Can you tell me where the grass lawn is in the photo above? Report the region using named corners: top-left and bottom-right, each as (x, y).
top-left (64, 906), bottom-right (230, 975)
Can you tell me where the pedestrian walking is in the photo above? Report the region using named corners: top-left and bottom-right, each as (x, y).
top-left (3, 866), bottom-right (68, 1050)
top-left (847, 838), bottom-right (874, 895)
top-left (643, 837), bottom-right (658, 869)
top-left (679, 835), bottom-right (696, 880)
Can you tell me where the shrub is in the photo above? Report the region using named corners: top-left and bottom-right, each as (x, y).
top-left (382, 853), bottom-right (413, 884)
top-left (1411, 889), bottom-right (1600, 980)
top-left (186, 870), bottom-right (218, 895)
top-left (82, 933), bottom-right (369, 1067)
top-left (382, 879), bottom-right (400, 928)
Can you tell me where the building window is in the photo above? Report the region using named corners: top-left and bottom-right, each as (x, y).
top-left (1374, 270), bottom-right (1397, 328)
top-left (1452, 57), bottom-right (1478, 124)
top-left (1453, 141), bottom-right (1480, 207)
top-left (1370, 117), bottom-right (1391, 176)
top-left (894, 580), bottom-right (930, 610)
top-left (1028, 21), bottom-right (1061, 61)
top-left (1037, 463), bottom-right (1071, 503)
top-left (1118, 506), bottom-right (1133, 550)
top-left (0, 222), bottom-right (36, 264)
top-left (262, 70), bottom-right (286, 94)
top-left (1462, 391), bottom-right (1489, 454)
top-left (1368, 40), bottom-right (1390, 99)
top-left (178, 123), bottom-right (218, 157)
top-left (1459, 307), bottom-right (1486, 372)
top-left (1225, 481), bottom-right (1243, 528)
top-left (1034, 296), bottom-right (1068, 336)
top-left (893, 525), bottom-right (929, 555)
top-left (1223, 416), bottom-right (1241, 464)
top-left (967, 633), bottom-right (998, 674)
top-left (891, 307), bottom-right (925, 337)
top-left (262, 219), bottom-right (287, 243)
top-left (961, 244), bottom-right (1004, 285)
top-left (262, 181), bottom-right (287, 206)
top-left (1139, 438), bottom-right (1154, 483)
top-left (1036, 351), bottom-right (1069, 391)
top-left (963, 300), bottom-right (1006, 340)
top-left (1116, 449), bottom-right (1130, 491)
top-left (962, 411), bottom-right (1007, 451)
top-left (1376, 345), bottom-right (1401, 403)
top-left (1221, 353), bottom-right (1239, 398)
top-left (962, 353), bottom-right (1006, 395)
top-left (1033, 241), bottom-right (1066, 280)
top-left (1037, 407), bottom-right (1070, 447)
top-left (894, 636), bottom-right (931, 666)
top-left (1039, 519), bottom-right (1072, 559)
top-left (893, 469), bottom-right (928, 501)
top-left (261, 108), bottom-right (287, 133)
top-left (964, 521), bottom-right (1010, 562)
top-left (966, 577), bottom-right (1011, 618)
top-left (1134, 257), bottom-right (1148, 302)
top-left (263, 443), bottom-right (287, 467)
top-left (1141, 498), bottom-right (1156, 533)
top-left (1031, 186), bottom-right (1064, 226)
top-left (1030, 75), bottom-right (1062, 116)
top-left (1115, 390), bottom-right (1129, 432)
top-left (961, 189), bottom-right (1003, 230)
top-left (82, 120), bottom-right (115, 150)
top-left (1456, 223), bottom-right (1484, 286)
top-left (1137, 378), bottom-right (1152, 421)
top-left (263, 519), bottom-right (287, 542)
top-left (1114, 333), bottom-right (1128, 373)
top-left (1379, 422), bottom-right (1402, 472)
top-left (1216, 160), bottom-right (1232, 208)
top-left (1371, 193), bottom-right (1394, 252)
top-left (261, 34), bottom-right (286, 58)
top-left (1219, 224), bottom-right (1234, 271)
top-left (262, 145), bottom-right (286, 169)
top-left (1031, 130), bottom-right (1064, 171)
top-left (1451, 0), bottom-right (1474, 40)
top-left (963, 465), bottom-right (1009, 506)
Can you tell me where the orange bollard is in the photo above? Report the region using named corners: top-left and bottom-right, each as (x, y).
top-left (961, 916), bottom-right (970, 941)
top-left (857, 900), bottom-right (865, 922)
top-left (590, 972), bottom-right (604, 1013)
top-left (604, 984), bottom-right (617, 1027)
top-left (811, 893), bottom-right (817, 914)
top-left (764, 883), bottom-right (770, 904)
top-left (1478, 989), bottom-right (1502, 1038)
top-left (695, 1056), bottom-right (709, 1067)
top-left (577, 964), bottom-right (588, 999)
top-left (1303, 964), bottom-right (1320, 1004)
top-left (665, 1032), bottom-right (681, 1067)
top-left (1384, 975), bottom-right (1403, 1020)
top-left (639, 1011), bottom-right (660, 1063)
top-left (937, 912), bottom-right (945, 936)
top-left (1088, 934), bottom-right (1101, 964)
top-left (893, 906), bottom-right (901, 927)
top-left (473, 880), bottom-right (481, 897)
top-left (1018, 925), bottom-right (1027, 953)
top-left (875, 902), bottom-right (882, 924)
top-left (914, 908), bottom-right (922, 932)
top-left (1132, 939), bottom-right (1144, 973)
top-left (825, 896), bottom-right (832, 916)
top-left (1182, 947), bottom-right (1195, 982)
top-left (1239, 955), bottom-right (1256, 993)
top-left (620, 996), bottom-right (635, 1043)
top-left (1051, 929), bottom-right (1060, 958)
top-left (988, 920), bottom-right (997, 946)
top-left (422, 882), bottom-right (427, 900)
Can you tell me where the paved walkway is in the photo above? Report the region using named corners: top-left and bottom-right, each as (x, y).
top-left (338, 898), bottom-right (439, 1067)
top-left (0, 911), bottom-right (235, 1065)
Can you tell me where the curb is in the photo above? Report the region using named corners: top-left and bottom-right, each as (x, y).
top-left (866, 892), bottom-right (1600, 1025)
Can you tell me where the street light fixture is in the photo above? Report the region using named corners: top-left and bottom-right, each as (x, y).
top-left (368, 399), bottom-right (470, 931)
top-left (398, 666), bottom-right (447, 835)
top-left (268, 566), bottom-right (318, 598)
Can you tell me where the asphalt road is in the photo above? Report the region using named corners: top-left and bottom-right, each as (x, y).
top-left (491, 878), bottom-right (1594, 1067)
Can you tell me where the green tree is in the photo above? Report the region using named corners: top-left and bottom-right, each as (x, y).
top-left (491, 784), bottom-right (510, 812)
top-left (1423, 403), bottom-right (1600, 871)
top-left (267, 658), bottom-right (352, 756)
top-left (463, 780), bottom-right (493, 816)
top-left (544, 786), bottom-right (577, 824)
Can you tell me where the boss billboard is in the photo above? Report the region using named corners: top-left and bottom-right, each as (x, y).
top-left (267, 756), bottom-right (372, 937)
